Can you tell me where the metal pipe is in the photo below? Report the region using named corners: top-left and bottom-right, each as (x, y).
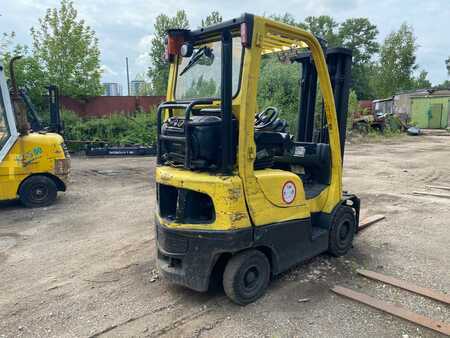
top-left (126, 57), bottom-right (130, 96)
top-left (9, 56), bottom-right (29, 135)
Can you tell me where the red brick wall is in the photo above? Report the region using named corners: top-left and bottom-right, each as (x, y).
top-left (60, 96), bottom-right (165, 118)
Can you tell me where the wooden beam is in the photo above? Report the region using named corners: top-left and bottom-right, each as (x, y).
top-left (358, 214), bottom-right (385, 231)
top-left (357, 269), bottom-right (450, 305)
top-left (426, 184), bottom-right (450, 191)
top-left (412, 191), bottom-right (450, 199)
top-left (331, 286), bottom-right (450, 336)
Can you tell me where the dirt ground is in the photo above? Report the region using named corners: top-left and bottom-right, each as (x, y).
top-left (1, 135), bottom-right (449, 338)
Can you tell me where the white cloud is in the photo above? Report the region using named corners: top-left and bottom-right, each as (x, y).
top-left (134, 34), bottom-right (153, 68)
top-left (100, 64), bottom-right (118, 76)
top-left (138, 34), bottom-right (153, 52)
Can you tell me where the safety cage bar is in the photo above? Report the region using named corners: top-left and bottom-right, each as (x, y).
top-left (157, 99), bottom-right (213, 169)
top-left (157, 22), bottom-right (237, 173)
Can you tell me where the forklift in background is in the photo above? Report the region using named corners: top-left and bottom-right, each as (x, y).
top-left (0, 56), bottom-right (70, 207)
top-left (154, 14), bottom-right (360, 305)
top-left (19, 84), bottom-right (63, 135)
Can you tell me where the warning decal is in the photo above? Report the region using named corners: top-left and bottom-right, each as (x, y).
top-left (282, 181), bottom-right (296, 204)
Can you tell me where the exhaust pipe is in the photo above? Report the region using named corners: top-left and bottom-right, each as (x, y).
top-left (9, 56), bottom-right (29, 135)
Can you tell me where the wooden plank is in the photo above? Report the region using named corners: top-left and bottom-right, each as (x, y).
top-left (357, 269), bottom-right (450, 305)
top-left (358, 214), bottom-right (385, 231)
top-left (412, 191), bottom-right (450, 199)
top-left (426, 184), bottom-right (450, 191)
top-left (331, 286), bottom-right (450, 336)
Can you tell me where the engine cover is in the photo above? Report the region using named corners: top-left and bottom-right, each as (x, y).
top-left (160, 115), bottom-right (226, 169)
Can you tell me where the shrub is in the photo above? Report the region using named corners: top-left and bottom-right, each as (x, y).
top-left (60, 109), bottom-right (158, 151)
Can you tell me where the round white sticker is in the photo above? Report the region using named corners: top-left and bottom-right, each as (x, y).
top-left (282, 181), bottom-right (296, 204)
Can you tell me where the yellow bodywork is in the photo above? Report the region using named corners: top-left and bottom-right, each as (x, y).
top-left (156, 16), bottom-right (342, 231)
top-left (0, 132), bottom-right (69, 200)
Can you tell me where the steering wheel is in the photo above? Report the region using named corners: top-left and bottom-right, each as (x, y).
top-left (255, 107), bottom-right (280, 130)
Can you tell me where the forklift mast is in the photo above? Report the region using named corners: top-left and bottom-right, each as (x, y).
top-left (18, 85), bottom-right (62, 134)
top-left (8, 56), bottom-right (63, 135)
top-left (292, 48), bottom-right (352, 160)
top-left (19, 88), bottom-right (43, 132)
top-left (47, 85), bottom-right (62, 135)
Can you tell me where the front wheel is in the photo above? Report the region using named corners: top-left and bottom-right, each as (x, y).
top-left (19, 175), bottom-right (57, 208)
top-left (223, 249), bottom-right (270, 305)
top-left (328, 206), bottom-right (356, 256)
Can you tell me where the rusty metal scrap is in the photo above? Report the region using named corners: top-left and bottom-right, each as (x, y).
top-left (331, 286), bottom-right (450, 336)
top-left (412, 191), bottom-right (450, 199)
top-left (358, 214), bottom-right (385, 232)
top-left (357, 269), bottom-right (450, 305)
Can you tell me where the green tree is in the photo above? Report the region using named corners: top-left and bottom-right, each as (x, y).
top-left (412, 70), bottom-right (431, 89)
top-left (135, 82), bottom-right (152, 96)
top-left (339, 18), bottom-right (379, 66)
top-left (0, 31), bottom-right (15, 55)
top-left (375, 23), bottom-right (419, 97)
top-left (429, 58), bottom-right (449, 89)
top-left (338, 18), bottom-right (379, 99)
top-left (347, 89), bottom-right (359, 132)
top-left (271, 14), bottom-right (342, 40)
top-left (446, 56), bottom-right (450, 75)
top-left (148, 11), bottom-right (189, 96)
top-left (269, 15), bottom-right (381, 99)
top-left (30, 0), bottom-right (102, 97)
top-left (1, 44), bottom-right (46, 106)
top-left (436, 80), bottom-right (450, 89)
top-left (0, 32), bottom-right (46, 106)
top-left (132, 73), bottom-right (153, 96)
top-left (201, 11), bottom-right (222, 28)
top-left (303, 16), bottom-right (340, 46)
top-left (269, 13), bottom-right (302, 27)
top-left (352, 64), bottom-right (379, 99)
top-left (257, 56), bottom-right (300, 133)
top-left (183, 75), bottom-right (218, 98)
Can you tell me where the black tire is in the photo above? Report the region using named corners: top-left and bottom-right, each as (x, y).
top-left (19, 175), bottom-right (57, 208)
top-left (328, 206), bottom-right (356, 257)
top-left (223, 249), bottom-right (270, 305)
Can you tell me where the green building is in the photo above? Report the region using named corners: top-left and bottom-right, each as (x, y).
top-left (393, 89), bottom-right (450, 129)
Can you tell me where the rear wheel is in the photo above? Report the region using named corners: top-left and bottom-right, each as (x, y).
top-left (223, 249), bottom-right (270, 305)
top-left (328, 206), bottom-right (356, 256)
top-left (19, 175), bottom-right (57, 208)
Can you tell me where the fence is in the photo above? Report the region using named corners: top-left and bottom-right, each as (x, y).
top-left (60, 96), bottom-right (165, 118)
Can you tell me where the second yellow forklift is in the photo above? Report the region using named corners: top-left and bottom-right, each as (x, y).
top-left (0, 57), bottom-right (70, 207)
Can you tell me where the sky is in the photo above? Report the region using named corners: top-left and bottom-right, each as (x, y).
top-left (1, 0), bottom-right (449, 93)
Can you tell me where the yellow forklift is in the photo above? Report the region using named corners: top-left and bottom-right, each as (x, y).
top-left (155, 14), bottom-right (360, 305)
top-left (0, 57), bottom-right (70, 207)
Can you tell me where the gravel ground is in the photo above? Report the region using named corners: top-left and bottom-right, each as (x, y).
top-left (0, 135), bottom-right (449, 337)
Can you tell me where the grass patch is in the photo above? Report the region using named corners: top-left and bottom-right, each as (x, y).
top-left (60, 110), bottom-right (158, 151)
